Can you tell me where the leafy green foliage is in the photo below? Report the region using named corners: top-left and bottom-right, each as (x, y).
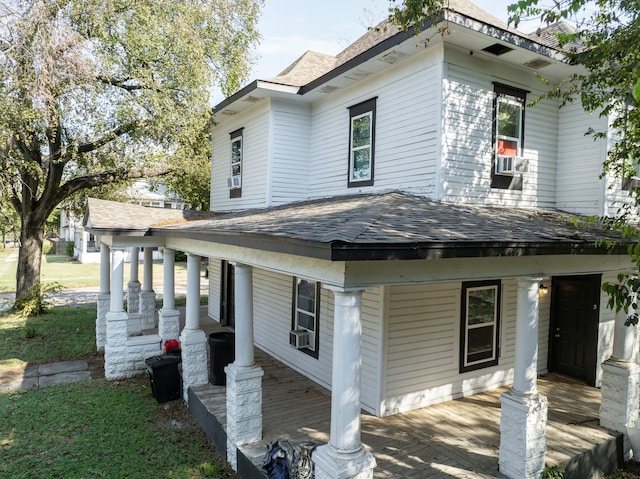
top-left (386, 0), bottom-right (450, 40)
top-left (11, 282), bottom-right (62, 318)
top-left (542, 465), bottom-right (565, 479)
top-left (0, 0), bottom-right (262, 301)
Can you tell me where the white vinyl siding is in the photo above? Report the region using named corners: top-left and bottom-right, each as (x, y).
top-left (308, 47), bottom-right (443, 199)
top-left (270, 101), bottom-right (312, 206)
top-left (441, 48), bottom-right (559, 208)
top-left (250, 268), bottom-right (381, 414)
top-left (210, 100), bottom-right (271, 211)
top-left (382, 281), bottom-right (522, 416)
top-left (556, 102), bottom-right (608, 215)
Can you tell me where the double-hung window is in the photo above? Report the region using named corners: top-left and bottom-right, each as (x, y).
top-left (292, 277), bottom-right (320, 358)
top-left (229, 128), bottom-right (243, 198)
top-left (492, 83), bottom-right (527, 189)
top-left (460, 280), bottom-right (501, 372)
top-left (348, 98), bottom-right (376, 187)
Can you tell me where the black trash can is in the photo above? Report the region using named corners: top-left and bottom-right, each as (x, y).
top-left (208, 332), bottom-right (235, 386)
top-left (145, 355), bottom-right (181, 403)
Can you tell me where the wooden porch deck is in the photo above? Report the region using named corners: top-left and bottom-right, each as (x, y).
top-left (190, 315), bottom-right (622, 479)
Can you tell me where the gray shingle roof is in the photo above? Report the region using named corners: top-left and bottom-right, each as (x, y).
top-left (83, 197), bottom-right (209, 234)
top-left (152, 192), bottom-right (628, 261)
top-left (264, 0), bottom-right (549, 89)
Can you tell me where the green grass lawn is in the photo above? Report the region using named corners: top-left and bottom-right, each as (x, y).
top-left (0, 306), bottom-right (234, 478)
top-left (0, 248), bottom-right (194, 293)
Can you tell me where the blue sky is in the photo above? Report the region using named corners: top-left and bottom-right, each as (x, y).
top-left (249, 0), bottom-right (537, 80)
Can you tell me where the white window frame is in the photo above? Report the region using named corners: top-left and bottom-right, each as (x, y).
top-left (230, 136), bottom-right (242, 189)
top-left (293, 277), bottom-right (319, 356)
top-left (495, 95), bottom-right (523, 172)
top-left (349, 111), bottom-right (373, 182)
top-left (460, 281), bottom-right (501, 372)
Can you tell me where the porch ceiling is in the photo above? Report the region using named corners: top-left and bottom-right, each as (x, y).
top-left (151, 192), bottom-right (629, 261)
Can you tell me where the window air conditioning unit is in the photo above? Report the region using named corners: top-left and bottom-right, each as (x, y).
top-left (289, 330), bottom-right (310, 349)
top-left (228, 176), bottom-right (241, 188)
top-left (496, 155), bottom-right (526, 175)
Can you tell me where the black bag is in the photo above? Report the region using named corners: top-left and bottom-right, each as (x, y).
top-left (261, 439), bottom-right (317, 479)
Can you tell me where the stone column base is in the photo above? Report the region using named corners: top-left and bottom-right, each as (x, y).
top-left (499, 390), bottom-right (547, 479)
top-left (312, 444), bottom-right (376, 479)
top-left (139, 291), bottom-right (157, 330)
top-left (96, 293), bottom-right (110, 351)
top-left (180, 329), bottom-right (208, 401)
top-left (158, 308), bottom-right (180, 343)
top-left (127, 280), bottom-right (140, 314)
top-left (600, 358), bottom-right (640, 459)
top-left (127, 312), bottom-right (142, 336)
top-left (105, 311), bottom-right (129, 380)
top-left (225, 363), bottom-right (264, 470)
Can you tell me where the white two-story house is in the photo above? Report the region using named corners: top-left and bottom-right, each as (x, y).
top-left (86, 1), bottom-right (640, 478)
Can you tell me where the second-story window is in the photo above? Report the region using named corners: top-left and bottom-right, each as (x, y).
top-left (491, 83), bottom-right (527, 190)
top-left (348, 98), bottom-right (377, 187)
top-left (229, 128), bottom-right (243, 198)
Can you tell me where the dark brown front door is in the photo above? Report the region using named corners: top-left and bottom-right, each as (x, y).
top-left (549, 274), bottom-right (601, 386)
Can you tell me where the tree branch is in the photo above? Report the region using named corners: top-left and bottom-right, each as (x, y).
top-left (59, 121), bottom-right (140, 162)
top-left (97, 75), bottom-right (147, 91)
top-left (53, 166), bottom-right (174, 207)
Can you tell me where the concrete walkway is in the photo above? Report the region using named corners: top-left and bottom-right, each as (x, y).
top-left (0, 360), bottom-right (91, 393)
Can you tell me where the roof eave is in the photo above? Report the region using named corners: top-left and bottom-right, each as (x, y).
top-left (150, 227), bottom-right (626, 262)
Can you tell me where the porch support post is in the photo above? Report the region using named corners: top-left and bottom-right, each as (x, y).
top-left (158, 248), bottom-right (179, 346)
top-left (313, 286), bottom-right (376, 479)
top-left (499, 277), bottom-right (547, 479)
top-left (225, 263), bottom-right (263, 471)
top-left (139, 247), bottom-right (156, 330)
top-left (104, 248), bottom-right (129, 380)
top-left (600, 300), bottom-right (639, 458)
top-left (96, 243), bottom-right (110, 351)
top-left (127, 247), bottom-right (142, 335)
top-left (179, 254), bottom-right (208, 400)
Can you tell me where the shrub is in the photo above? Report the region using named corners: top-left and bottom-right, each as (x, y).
top-left (13, 282), bottom-right (63, 318)
top-left (66, 241), bottom-right (75, 257)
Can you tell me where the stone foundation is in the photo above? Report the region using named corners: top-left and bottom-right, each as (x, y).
top-left (499, 390), bottom-right (547, 479)
top-left (96, 293), bottom-right (110, 351)
top-left (180, 329), bottom-right (208, 401)
top-left (139, 291), bottom-right (157, 330)
top-left (158, 308), bottom-right (181, 344)
top-left (225, 363), bottom-right (264, 470)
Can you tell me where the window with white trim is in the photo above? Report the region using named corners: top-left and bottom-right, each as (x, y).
top-left (491, 83), bottom-right (527, 189)
top-left (229, 128), bottom-right (243, 198)
top-left (460, 280), bottom-right (501, 372)
top-left (348, 98), bottom-right (376, 187)
top-left (292, 277), bottom-right (320, 358)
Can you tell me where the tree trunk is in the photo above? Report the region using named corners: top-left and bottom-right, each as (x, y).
top-left (16, 219), bottom-right (45, 302)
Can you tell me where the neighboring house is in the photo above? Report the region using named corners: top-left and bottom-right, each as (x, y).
top-left (61, 180), bottom-right (186, 263)
top-left (86, 1), bottom-right (640, 478)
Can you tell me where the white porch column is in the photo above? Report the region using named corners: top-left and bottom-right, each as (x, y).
top-left (104, 248), bottom-right (129, 380)
top-left (499, 278), bottom-right (547, 479)
top-left (96, 243), bottom-right (110, 351)
top-left (313, 286), bottom-right (376, 479)
top-left (158, 248), bottom-right (180, 346)
top-left (139, 247), bottom-right (156, 330)
top-left (600, 298), bottom-right (639, 457)
top-left (127, 247), bottom-right (142, 335)
top-left (179, 254), bottom-right (208, 400)
top-left (225, 263), bottom-right (263, 471)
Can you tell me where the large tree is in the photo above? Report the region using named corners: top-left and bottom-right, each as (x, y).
top-left (0, 0), bottom-right (261, 305)
top-left (388, 0), bottom-right (640, 320)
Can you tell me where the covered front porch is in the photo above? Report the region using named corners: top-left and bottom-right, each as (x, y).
top-left (190, 313), bottom-right (621, 478)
